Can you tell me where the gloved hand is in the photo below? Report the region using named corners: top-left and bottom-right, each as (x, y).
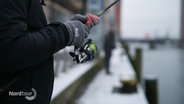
top-left (69, 14), bottom-right (99, 28)
top-left (64, 21), bottom-right (89, 47)
top-left (64, 14), bottom-right (99, 47)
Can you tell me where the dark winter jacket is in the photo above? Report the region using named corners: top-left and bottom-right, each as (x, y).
top-left (0, 0), bottom-right (70, 104)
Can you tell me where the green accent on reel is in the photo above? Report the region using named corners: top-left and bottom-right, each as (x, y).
top-left (89, 43), bottom-right (97, 53)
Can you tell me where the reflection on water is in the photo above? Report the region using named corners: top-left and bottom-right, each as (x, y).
top-left (142, 47), bottom-right (184, 104)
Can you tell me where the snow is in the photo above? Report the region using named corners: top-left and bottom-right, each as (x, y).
top-left (51, 46), bottom-right (148, 104)
top-left (77, 47), bottom-right (148, 104)
top-left (144, 74), bottom-right (158, 80)
top-left (51, 61), bottom-right (95, 100)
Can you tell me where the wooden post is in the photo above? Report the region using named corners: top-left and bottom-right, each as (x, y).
top-left (134, 48), bottom-right (142, 82)
top-left (124, 44), bottom-right (129, 54)
top-left (145, 76), bottom-right (158, 104)
top-left (123, 44), bottom-right (136, 70)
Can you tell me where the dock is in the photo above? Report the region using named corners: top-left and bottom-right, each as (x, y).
top-left (77, 47), bottom-right (148, 104)
top-left (50, 46), bottom-right (148, 104)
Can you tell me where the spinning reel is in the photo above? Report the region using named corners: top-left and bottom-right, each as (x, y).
top-left (69, 39), bottom-right (97, 63)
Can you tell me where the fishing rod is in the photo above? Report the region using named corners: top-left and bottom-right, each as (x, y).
top-left (97, 0), bottom-right (120, 17)
top-left (70, 0), bottom-right (120, 63)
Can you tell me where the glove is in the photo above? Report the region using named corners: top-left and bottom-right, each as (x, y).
top-left (64, 14), bottom-right (99, 47)
top-left (64, 21), bottom-right (89, 47)
top-left (69, 14), bottom-right (99, 28)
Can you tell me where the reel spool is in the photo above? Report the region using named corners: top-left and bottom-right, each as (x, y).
top-left (69, 39), bottom-right (97, 63)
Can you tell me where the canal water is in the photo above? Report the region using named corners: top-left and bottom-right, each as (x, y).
top-left (143, 47), bottom-right (184, 104)
top-left (129, 44), bottom-right (184, 104)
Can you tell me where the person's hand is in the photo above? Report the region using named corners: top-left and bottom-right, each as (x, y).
top-left (69, 14), bottom-right (99, 28)
top-left (64, 14), bottom-right (99, 47)
top-left (85, 14), bottom-right (99, 28)
top-left (64, 21), bottom-right (89, 47)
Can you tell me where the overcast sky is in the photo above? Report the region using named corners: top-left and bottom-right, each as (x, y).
top-left (121, 0), bottom-right (181, 39)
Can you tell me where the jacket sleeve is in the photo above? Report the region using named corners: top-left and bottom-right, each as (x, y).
top-left (0, 0), bottom-right (70, 72)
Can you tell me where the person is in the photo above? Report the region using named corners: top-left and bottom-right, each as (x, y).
top-left (0, 0), bottom-right (99, 104)
top-left (104, 29), bottom-right (115, 75)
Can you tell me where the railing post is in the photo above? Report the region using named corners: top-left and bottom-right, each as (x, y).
top-left (145, 76), bottom-right (158, 104)
top-left (134, 48), bottom-right (142, 82)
